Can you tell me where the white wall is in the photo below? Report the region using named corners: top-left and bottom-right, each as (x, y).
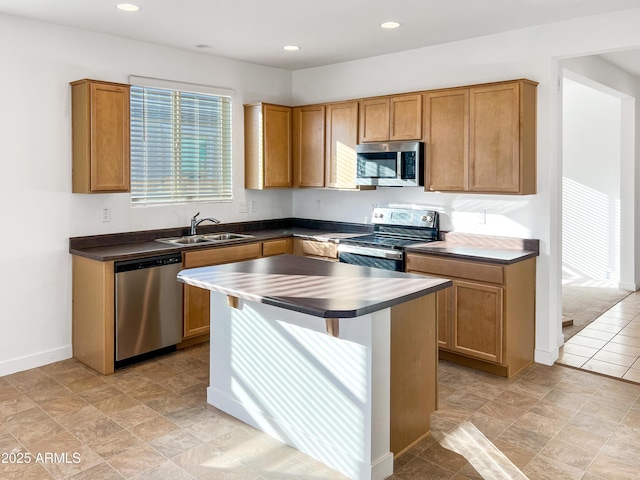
top-left (0, 14), bottom-right (293, 375)
top-left (291, 8), bottom-right (640, 365)
top-left (562, 77), bottom-right (622, 286)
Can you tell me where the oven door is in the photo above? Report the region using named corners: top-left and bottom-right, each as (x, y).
top-left (338, 244), bottom-right (404, 271)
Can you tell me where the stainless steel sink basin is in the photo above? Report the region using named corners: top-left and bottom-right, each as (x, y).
top-left (201, 233), bottom-right (253, 241)
top-left (155, 232), bottom-right (255, 246)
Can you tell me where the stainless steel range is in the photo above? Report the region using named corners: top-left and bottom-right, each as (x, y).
top-left (338, 207), bottom-right (439, 271)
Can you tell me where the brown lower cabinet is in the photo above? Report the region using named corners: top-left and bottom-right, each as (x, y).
top-left (406, 253), bottom-right (536, 378)
top-left (182, 241), bottom-right (294, 338)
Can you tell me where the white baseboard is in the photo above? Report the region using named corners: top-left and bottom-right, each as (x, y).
top-left (0, 346), bottom-right (73, 377)
top-left (618, 282), bottom-right (638, 292)
top-left (535, 347), bottom-right (559, 366)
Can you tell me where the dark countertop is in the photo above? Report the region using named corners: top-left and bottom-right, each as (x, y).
top-left (69, 218), bottom-right (372, 262)
top-left (405, 232), bottom-right (539, 265)
top-left (69, 218), bottom-right (538, 265)
top-left (405, 243), bottom-right (537, 264)
top-left (69, 228), bottom-right (292, 262)
top-left (177, 254), bottom-right (452, 318)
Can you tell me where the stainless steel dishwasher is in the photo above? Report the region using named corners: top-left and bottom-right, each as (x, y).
top-left (114, 253), bottom-right (183, 362)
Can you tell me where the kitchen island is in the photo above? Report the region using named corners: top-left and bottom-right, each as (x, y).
top-left (178, 254), bottom-right (451, 480)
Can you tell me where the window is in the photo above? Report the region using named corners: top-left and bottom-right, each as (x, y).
top-left (129, 81), bottom-right (233, 205)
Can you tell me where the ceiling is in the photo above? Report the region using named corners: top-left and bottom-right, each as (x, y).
top-left (2, 0), bottom-right (640, 71)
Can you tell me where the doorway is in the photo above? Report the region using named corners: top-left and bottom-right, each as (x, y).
top-left (558, 68), bottom-right (639, 380)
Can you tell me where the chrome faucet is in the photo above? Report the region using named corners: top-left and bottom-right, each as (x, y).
top-left (190, 212), bottom-right (220, 235)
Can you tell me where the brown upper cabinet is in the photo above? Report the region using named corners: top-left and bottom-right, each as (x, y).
top-left (325, 101), bottom-right (360, 189)
top-left (244, 103), bottom-right (292, 189)
top-left (293, 105), bottom-right (325, 188)
top-left (423, 89), bottom-right (469, 192)
top-left (424, 79), bottom-right (537, 195)
top-left (244, 78), bottom-right (536, 194)
top-left (70, 79), bottom-right (131, 193)
top-left (359, 94), bottom-right (422, 142)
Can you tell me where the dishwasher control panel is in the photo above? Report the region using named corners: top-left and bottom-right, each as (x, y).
top-left (115, 253), bottom-right (182, 273)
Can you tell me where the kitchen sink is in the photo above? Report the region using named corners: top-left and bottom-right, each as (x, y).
top-left (155, 233), bottom-right (255, 246)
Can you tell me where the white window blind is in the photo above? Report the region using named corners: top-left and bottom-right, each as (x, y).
top-left (130, 84), bottom-right (233, 205)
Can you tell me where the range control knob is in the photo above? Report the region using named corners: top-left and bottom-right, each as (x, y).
top-left (374, 213), bottom-right (383, 219)
top-left (422, 215), bottom-right (433, 223)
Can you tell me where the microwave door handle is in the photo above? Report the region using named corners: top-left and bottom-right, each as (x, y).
top-left (397, 152), bottom-right (402, 179)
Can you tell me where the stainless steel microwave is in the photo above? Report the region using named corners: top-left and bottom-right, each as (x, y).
top-left (355, 141), bottom-right (424, 187)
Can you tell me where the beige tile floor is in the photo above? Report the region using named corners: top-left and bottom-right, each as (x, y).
top-left (559, 291), bottom-right (640, 383)
top-left (2, 344), bottom-right (640, 479)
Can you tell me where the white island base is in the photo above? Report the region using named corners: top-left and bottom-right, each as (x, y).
top-left (206, 291), bottom-right (437, 480)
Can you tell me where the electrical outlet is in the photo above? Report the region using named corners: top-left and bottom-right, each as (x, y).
top-left (371, 203), bottom-right (378, 209)
top-left (101, 207), bottom-right (111, 223)
top-left (251, 200), bottom-right (258, 212)
top-left (316, 200), bottom-right (322, 211)
top-left (239, 201), bottom-right (248, 213)
top-left (477, 210), bottom-right (486, 225)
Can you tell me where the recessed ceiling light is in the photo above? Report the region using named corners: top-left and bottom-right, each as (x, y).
top-left (283, 45), bottom-right (300, 51)
top-left (196, 44), bottom-right (212, 49)
top-left (117, 4), bottom-right (140, 12)
top-left (380, 21), bottom-right (401, 29)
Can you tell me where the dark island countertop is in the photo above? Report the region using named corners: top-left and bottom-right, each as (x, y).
top-left (177, 254), bottom-right (452, 318)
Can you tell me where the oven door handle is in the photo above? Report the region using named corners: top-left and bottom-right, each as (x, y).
top-left (338, 244), bottom-right (403, 260)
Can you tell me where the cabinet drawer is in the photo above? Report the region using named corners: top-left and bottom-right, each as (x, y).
top-left (299, 239), bottom-right (338, 259)
top-left (183, 243), bottom-right (262, 268)
top-left (406, 254), bottom-right (503, 284)
top-left (262, 238), bottom-right (292, 257)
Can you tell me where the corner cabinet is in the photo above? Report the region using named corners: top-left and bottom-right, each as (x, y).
top-left (424, 79), bottom-right (537, 195)
top-left (244, 103), bottom-right (292, 189)
top-left (406, 253), bottom-right (536, 378)
top-left (293, 105), bottom-right (325, 188)
top-left (359, 94), bottom-right (422, 143)
top-left (70, 79), bottom-right (130, 193)
top-left (293, 238), bottom-right (338, 261)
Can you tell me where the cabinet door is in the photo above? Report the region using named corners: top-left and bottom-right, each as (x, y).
top-left (359, 98), bottom-right (389, 142)
top-left (451, 280), bottom-right (503, 364)
top-left (90, 82), bottom-right (130, 192)
top-left (293, 105), bottom-right (325, 187)
top-left (71, 79), bottom-right (130, 193)
top-left (390, 94), bottom-right (422, 141)
top-left (262, 238), bottom-right (293, 257)
top-left (469, 83), bottom-right (520, 193)
top-left (325, 101), bottom-right (359, 189)
top-left (263, 104), bottom-right (293, 188)
top-left (424, 89), bottom-right (469, 191)
top-left (183, 285), bottom-right (211, 338)
top-left (436, 287), bottom-right (451, 349)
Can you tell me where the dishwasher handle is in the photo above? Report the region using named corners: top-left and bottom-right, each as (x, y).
top-left (115, 253), bottom-right (182, 273)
